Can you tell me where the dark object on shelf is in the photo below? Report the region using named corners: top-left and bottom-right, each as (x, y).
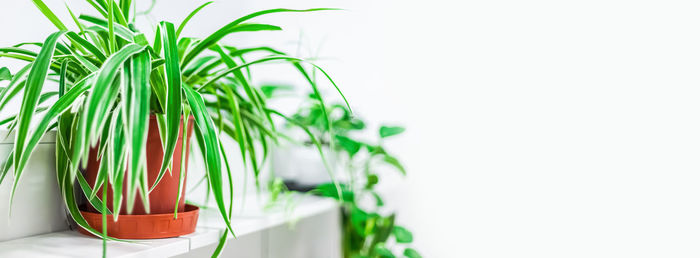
top-left (284, 180), bottom-right (324, 193)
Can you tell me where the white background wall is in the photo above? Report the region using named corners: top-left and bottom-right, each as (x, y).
top-left (2, 0), bottom-right (700, 257)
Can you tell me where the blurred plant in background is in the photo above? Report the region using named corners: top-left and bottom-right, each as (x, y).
top-left (270, 89), bottom-right (421, 258)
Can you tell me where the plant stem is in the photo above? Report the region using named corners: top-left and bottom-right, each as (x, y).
top-left (102, 181), bottom-right (107, 258)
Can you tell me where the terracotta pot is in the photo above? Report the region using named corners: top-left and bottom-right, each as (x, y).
top-left (78, 204), bottom-right (199, 239)
top-left (79, 115), bottom-right (197, 239)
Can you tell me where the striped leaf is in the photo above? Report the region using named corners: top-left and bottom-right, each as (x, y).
top-left (150, 21), bottom-right (182, 192)
top-left (79, 15), bottom-right (135, 42)
top-left (83, 43), bottom-right (145, 147)
top-left (12, 31), bottom-right (66, 207)
top-left (183, 85), bottom-right (235, 236)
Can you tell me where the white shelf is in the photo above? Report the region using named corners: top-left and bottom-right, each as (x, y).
top-left (0, 194), bottom-right (338, 258)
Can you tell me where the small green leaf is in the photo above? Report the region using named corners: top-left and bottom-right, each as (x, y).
top-left (316, 183), bottom-right (354, 202)
top-left (335, 135), bottom-right (361, 156)
top-left (366, 174), bottom-right (379, 188)
top-left (350, 118), bottom-right (365, 130)
top-left (349, 205), bottom-right (369, 234)
top-left (374, 215), bottom-right (396, 243)
top-left (372, 191), bottom-right (384, 206)
top-left (392, 226), bottom-right (413, 243)
top-left (366, 144), bottom-right (385, 155)
top-left (0, 68), bottom-right (11, 81)
top-left (383, 154), bottom-right (406, 175)
top-left (379, 126), bottom-right (405, 138)
top-left (404, 248), bottom-right (422, 258)
top-left (373, 245), bottom-right (396, 258)
top-left (260, 84), bottom-right (294, 98)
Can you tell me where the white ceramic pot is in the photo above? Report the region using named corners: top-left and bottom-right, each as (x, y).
top-left (0, 131), bottom-right (68, 241)
top-left (270, 144), bottom-right (339, 187)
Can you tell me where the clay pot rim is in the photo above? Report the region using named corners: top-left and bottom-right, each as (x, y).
top-left (77, 204), bottom-right (200, 239)
top-left (79, 204), bottom-right (199, 219)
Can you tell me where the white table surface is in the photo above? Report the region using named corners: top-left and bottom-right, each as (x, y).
top-left (0, 193), bottom-right (338, 258)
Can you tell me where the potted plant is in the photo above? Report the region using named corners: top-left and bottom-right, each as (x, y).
top-left (271, 94), bottom-right (421, 258)
top-left (269, 91), bottom-right (363, 191)
top-left (0, 0), bottom-right (348, 256)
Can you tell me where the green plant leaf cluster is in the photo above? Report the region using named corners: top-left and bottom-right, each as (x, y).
top-left (0, 1), bottom-right (347, 257)
top-left (279, 95), bottom-right (419, 258)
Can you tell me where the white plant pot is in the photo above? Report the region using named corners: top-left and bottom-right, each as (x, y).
top-left (270, 144), bottom-right (339, 187)
top-left (0, 131), bottom-right (68, 241)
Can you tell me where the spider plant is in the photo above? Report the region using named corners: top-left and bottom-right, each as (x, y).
top-left (0, 0), bottom-right (348, 256)
top-left (276, 94), bottom-right (420, 258)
